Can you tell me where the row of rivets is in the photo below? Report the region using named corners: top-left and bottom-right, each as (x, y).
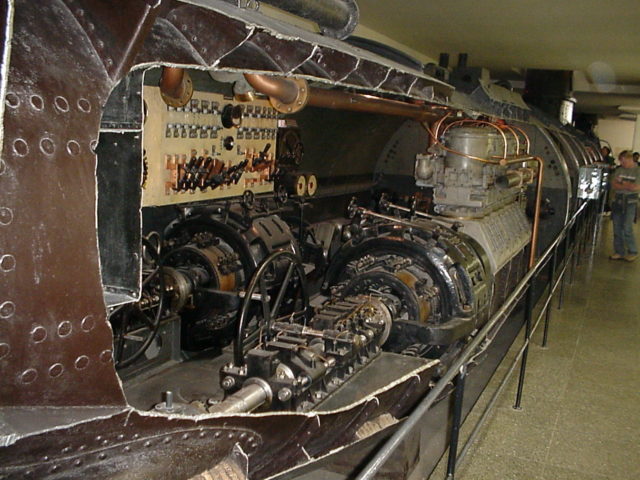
top-left (16, 350), bottom-right (111, 384)
top-left (4, 92), bottom-right (91, 113)
top-left (13, 137), bottom-right (83, 157)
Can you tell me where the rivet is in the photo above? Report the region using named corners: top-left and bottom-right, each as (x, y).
top-left (74, 355), bottom-right (89, 370)
top-left (101, 439), bottom-right (109, 446)
top-left (31, 326), bottom-right (47, 343)
top-left (214, 432), bottom-right (221, 438)
top-left (0, 207), bottom-right (14, 225)
top-left (132, 434), bottom-right (139, 440)
top-left (0, 254), bottom-right (16, 272)
top-left (77, 98), bottom-right (91, 113)
top-left (74, 459), bottom-right (82, 467)
top-left (99, 349), bottom-right (112, 363)
top-left (5, 92), bottom-right (19, 108)
top-left (0, 342), bottom-right (9, 359)
top-left (66, 140), bottom-right (81, 156)
top-left (144, 441), bottom-right (152, 447)
top-left (86, 22), bottom-right (95, 32)
top-left (239, 432), bottom-right (247, 440)
top-left (95, 435), bottom-right (102, 441)
top-left (13, 138), bottom-right (28, 156)
top-left (54, 96), bottom-right (69, 113)
top-left (48, 363), bottom-right (64, 378)
top-left (50, 465), bottom-right (59, 473)
top-left (117, 434), bottom-right (124, 441)
top-left (123, 446), bottom-right (130, 452)
top-left (40, 138), bottom-right (55, 155)
top-left (163, 437), bottom-right (171, 444)
top-left (98, 453), bottom-right (106, 460)
top-left (96, 39), bottom-right (104, 50)
top-left (199, 432), bottom-right (206, 438)
top-left (105, 58), bottom-right (113, 68)
top-left (62, 446), bottom-right (72, 454)
top-left (250, 442), bottom-right (258, 448)
top-left (191, 36), bottom-right (198, 42)
top-left (181, 433), bottom-right (189, 440)
top-left (80, 315), bottom-right (94, 332)
top-left (181, 24), bottom-right (187, 31)
top-left (0, 301), bottom-right (15, 318)
top-left (21, 368), bottom-right (38, 384)
top-left (57, 321), bottom-right (72, 337)
top-left (227, 433), bottom-right (234, 439)
top-left (30, 95), bottom-right (44, 111)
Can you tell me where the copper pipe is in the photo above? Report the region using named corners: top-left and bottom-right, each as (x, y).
top-left (244, 73), bottom-right (300, 105)
top-left (159, 67), bottom-right (193, 107)
top-left (528, 157), bottom-right (544, 268)
top-left (306, 88), bottom-right (440, 121)
top-left (509, 124), bottom-right (531, 154)
top-left (441, 119), bottom-right (509, 159)
top-left (244, 73), bottom-right (442, 121)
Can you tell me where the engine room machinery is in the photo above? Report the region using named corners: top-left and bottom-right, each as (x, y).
top-left (0, 1), bottom-right (604, 479)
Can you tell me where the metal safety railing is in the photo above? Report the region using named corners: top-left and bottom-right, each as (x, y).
top-left (355, 198), bottom-right (600, 480)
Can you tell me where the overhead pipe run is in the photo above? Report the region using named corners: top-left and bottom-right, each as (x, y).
top-left (243, 73), bottom-right (443, 121)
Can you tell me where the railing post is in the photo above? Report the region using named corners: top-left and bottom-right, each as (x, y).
top-left (514, 280), bottom-right (533, 410)
top-left (558, 228), bottom-right (569, 310)
top-left (446, 365), bottom-right (467, 480)
top-left (542, 246), bottom-right (558, 348)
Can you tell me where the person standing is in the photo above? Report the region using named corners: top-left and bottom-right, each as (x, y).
top-left (601, 146), bottom-right (615, 166)
top-left (610, 150), bottom-right (640, 261)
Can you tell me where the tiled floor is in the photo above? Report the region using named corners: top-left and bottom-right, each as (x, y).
top-left (432, 216), bottom-right (640, 480)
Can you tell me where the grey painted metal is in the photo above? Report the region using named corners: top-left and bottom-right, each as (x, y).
top-left (257, 0), bottom-right (359, 39)
top-left (455, 201), bottom-right (597, 469)
top-left (355, 201), bottom-right (589, 480)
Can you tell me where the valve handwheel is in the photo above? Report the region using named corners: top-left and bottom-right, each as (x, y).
top-left (234, 250), bottom-right (309, 367)
top-left (111, 237), bottom-right (166, 369)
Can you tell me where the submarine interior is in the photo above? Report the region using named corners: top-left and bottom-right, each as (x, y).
top-left (0, 1), bottom-right (609, 479)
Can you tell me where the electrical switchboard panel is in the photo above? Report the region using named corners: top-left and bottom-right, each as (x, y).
top-left (142, 86), bottom-right (278, 206)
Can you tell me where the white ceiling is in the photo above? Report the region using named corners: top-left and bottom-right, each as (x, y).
top-left (355, 0), bottom-right (640, 116)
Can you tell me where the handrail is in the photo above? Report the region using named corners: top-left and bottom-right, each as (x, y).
top-left (355, 200), bottom-right (590, 480)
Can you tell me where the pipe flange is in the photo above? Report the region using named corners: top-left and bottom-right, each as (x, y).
top-left (160, 71), bottom-right (193, 108)
top-left (268, 78), bottom-right (309, 114)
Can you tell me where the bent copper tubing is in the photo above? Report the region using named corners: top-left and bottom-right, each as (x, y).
top-left (159, 67), bottom-right (192, 107)
top-left (529, 157), bottom-right (544, 268)
top-left (244, 73), bottom-right (300, 105)
top-left (244, 73), bottom-right (441, 121)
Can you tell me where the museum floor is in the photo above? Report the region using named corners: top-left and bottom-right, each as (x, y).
top-left (431, 216), bottom-right (640, 479)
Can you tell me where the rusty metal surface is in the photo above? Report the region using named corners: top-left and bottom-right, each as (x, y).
top-left (0, 363), bottom-right (436, 479)
top-left (137, 1), bottom-right (453, 100)
top-left (0, 1), bottom-right (449, 477)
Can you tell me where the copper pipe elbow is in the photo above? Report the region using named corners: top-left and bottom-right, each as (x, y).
top-left (159, 67), bottom-right (193, 108)
top-left (244, 74), bottom-right (309, 113)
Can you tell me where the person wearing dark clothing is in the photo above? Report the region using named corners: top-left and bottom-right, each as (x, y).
top-left (601, 146), bottom-right (616, 166)
top-left (633, 152), bottom-right (640, 165)
top-left (610, 151), bottom-right (640, 261)
top-left (601, 146), bottom-right (616, 214)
